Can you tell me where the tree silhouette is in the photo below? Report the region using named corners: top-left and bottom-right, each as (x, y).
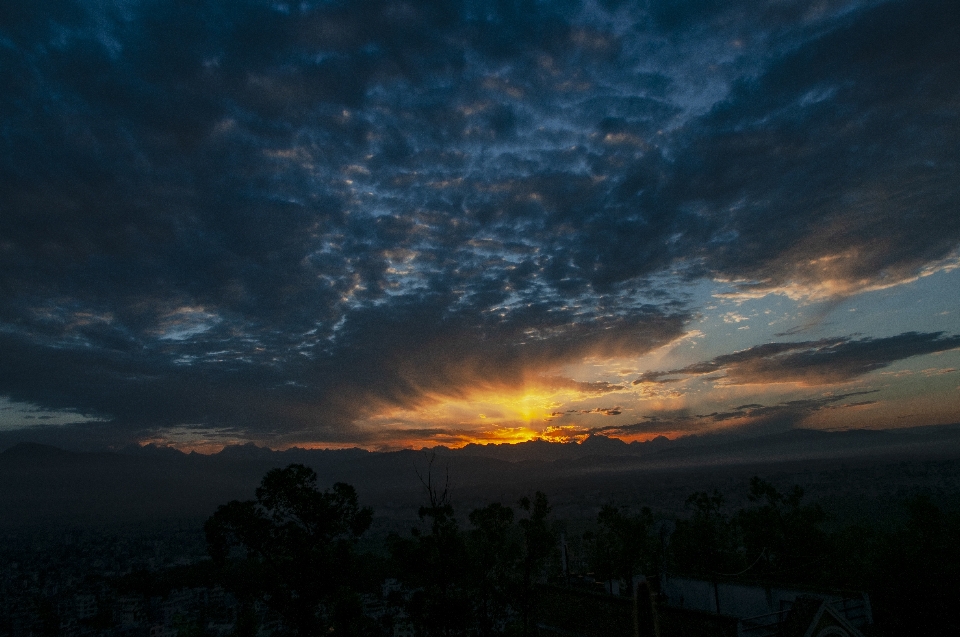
top-left (390, 455), bottom-right (472, 637)
top-left (468, 502), bottom-right (519, 637)
top-left (871, 495), bottom-right (960, 634)
top-left (592, 504), bottom-right (655, 589)
top-left (205, 464), bottom-right (372, 636)
top-left (737, 477), bottom-right (827, 581)
top-left (671, 490), bottom-right (741, 578)
top-left (517, 492), bottom-right (553, 636)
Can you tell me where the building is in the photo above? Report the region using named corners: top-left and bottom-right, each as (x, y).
top-left (536, 575), bottom-right (872, 637)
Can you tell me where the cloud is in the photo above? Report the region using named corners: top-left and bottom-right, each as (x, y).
top-left (540, 424), bottom-right (593, 443)
top-left (634, 332), bottom-right (960, 387)
top-left (677, 0), bottom-right (960, 298)
top-left (569, 407), bottom-right (623, 416)
top-left (309, 296), bottom-right (686, 423)
top-left (598, 391), bottom-right (879, 437)
top-left (1, 0), bottom-right (958, 447)
top-left (0, 293), bottom-right (687, 445)
top-left (539, 378), bottom-right (626, 395)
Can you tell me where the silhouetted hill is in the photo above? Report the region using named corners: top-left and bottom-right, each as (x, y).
top-left (0, 445), bottom-right (261, 527)
top-left (1, 442), bottom-right (73, 462)
top-left (2, 425), bottom-right (960, 528)
top-left (449, 433), bottom-right (673, 462)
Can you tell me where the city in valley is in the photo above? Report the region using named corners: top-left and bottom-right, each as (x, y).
top-left (2, 0), bottom-right (959, 635)
top-left (3, 428), bottom-right (960, 635)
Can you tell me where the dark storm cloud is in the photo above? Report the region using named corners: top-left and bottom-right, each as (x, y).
top-left (0, 294), bottom-right (687, 443)
top-left (679, 0), bottom-right (960, 293)
top-left (572, 407), bottom-right (622, 416)
top-left (598, 391), bottom-right (879, 437)
top-left (634, 332), bottom-right (960, 387)
top-left (308, 295), bottom-right (685, 424)
top-left (541, 378), bottom-right (625, 395)
top-left (1, 0), bottom-right (958, 446)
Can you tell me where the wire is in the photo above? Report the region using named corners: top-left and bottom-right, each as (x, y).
top-left (710, 547), bottom-right (766, 577)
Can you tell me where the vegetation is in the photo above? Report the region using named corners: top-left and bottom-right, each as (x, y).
top-left (204, 464), bottom-right (373, 636)
top-left (200, 465), bottom-right (960, 636)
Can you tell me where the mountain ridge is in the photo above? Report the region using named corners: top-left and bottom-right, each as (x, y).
top-left (2, 424), bottom-right (960, 528)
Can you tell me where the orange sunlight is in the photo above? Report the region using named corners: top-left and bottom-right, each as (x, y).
top-left (356, 381), bottom-right (628, 449)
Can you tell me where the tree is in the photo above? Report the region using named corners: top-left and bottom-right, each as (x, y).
top-left (517, 492), bottom-right (553, 637)
top-left (389, 455), bottom-right (472, 637)
top-left (467, 502), bottom-right (520, 637)
top-left (205, 464), bottom-right (372, 636)
top-left (390, 457), bottom-right (551, 637)
top-left (737, 477), bottom-right (827, 581)
top-left (871, 495), bottom-right (960, 634)
top-left (592, 505), bottom-right (655, 590)
top-left (671, 490), bottom-right (741, 578)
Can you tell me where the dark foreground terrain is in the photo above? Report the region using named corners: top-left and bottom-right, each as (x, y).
top-left (3, 424), bottom-right (960, 528)
top-left (3, 425), bottom-right (960, 636)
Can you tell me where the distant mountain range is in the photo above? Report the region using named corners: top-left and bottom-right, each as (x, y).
top-left (2, 424), bottom-right (960, 528)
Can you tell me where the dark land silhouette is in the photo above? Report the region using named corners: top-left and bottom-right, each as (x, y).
top-left (3, 424), bottom-right (960, 528)
top-left (4, 426), bottom-right (960, 635)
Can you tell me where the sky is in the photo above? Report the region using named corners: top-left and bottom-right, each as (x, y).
top-left (1, 0), bottom-right (959, 452)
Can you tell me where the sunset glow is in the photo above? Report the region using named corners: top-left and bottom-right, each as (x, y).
top-left (1, 0), bottom-right (959, 453)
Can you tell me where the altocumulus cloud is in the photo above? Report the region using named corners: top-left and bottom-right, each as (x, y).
top-left (0, 0), bottom-right (958, 447)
